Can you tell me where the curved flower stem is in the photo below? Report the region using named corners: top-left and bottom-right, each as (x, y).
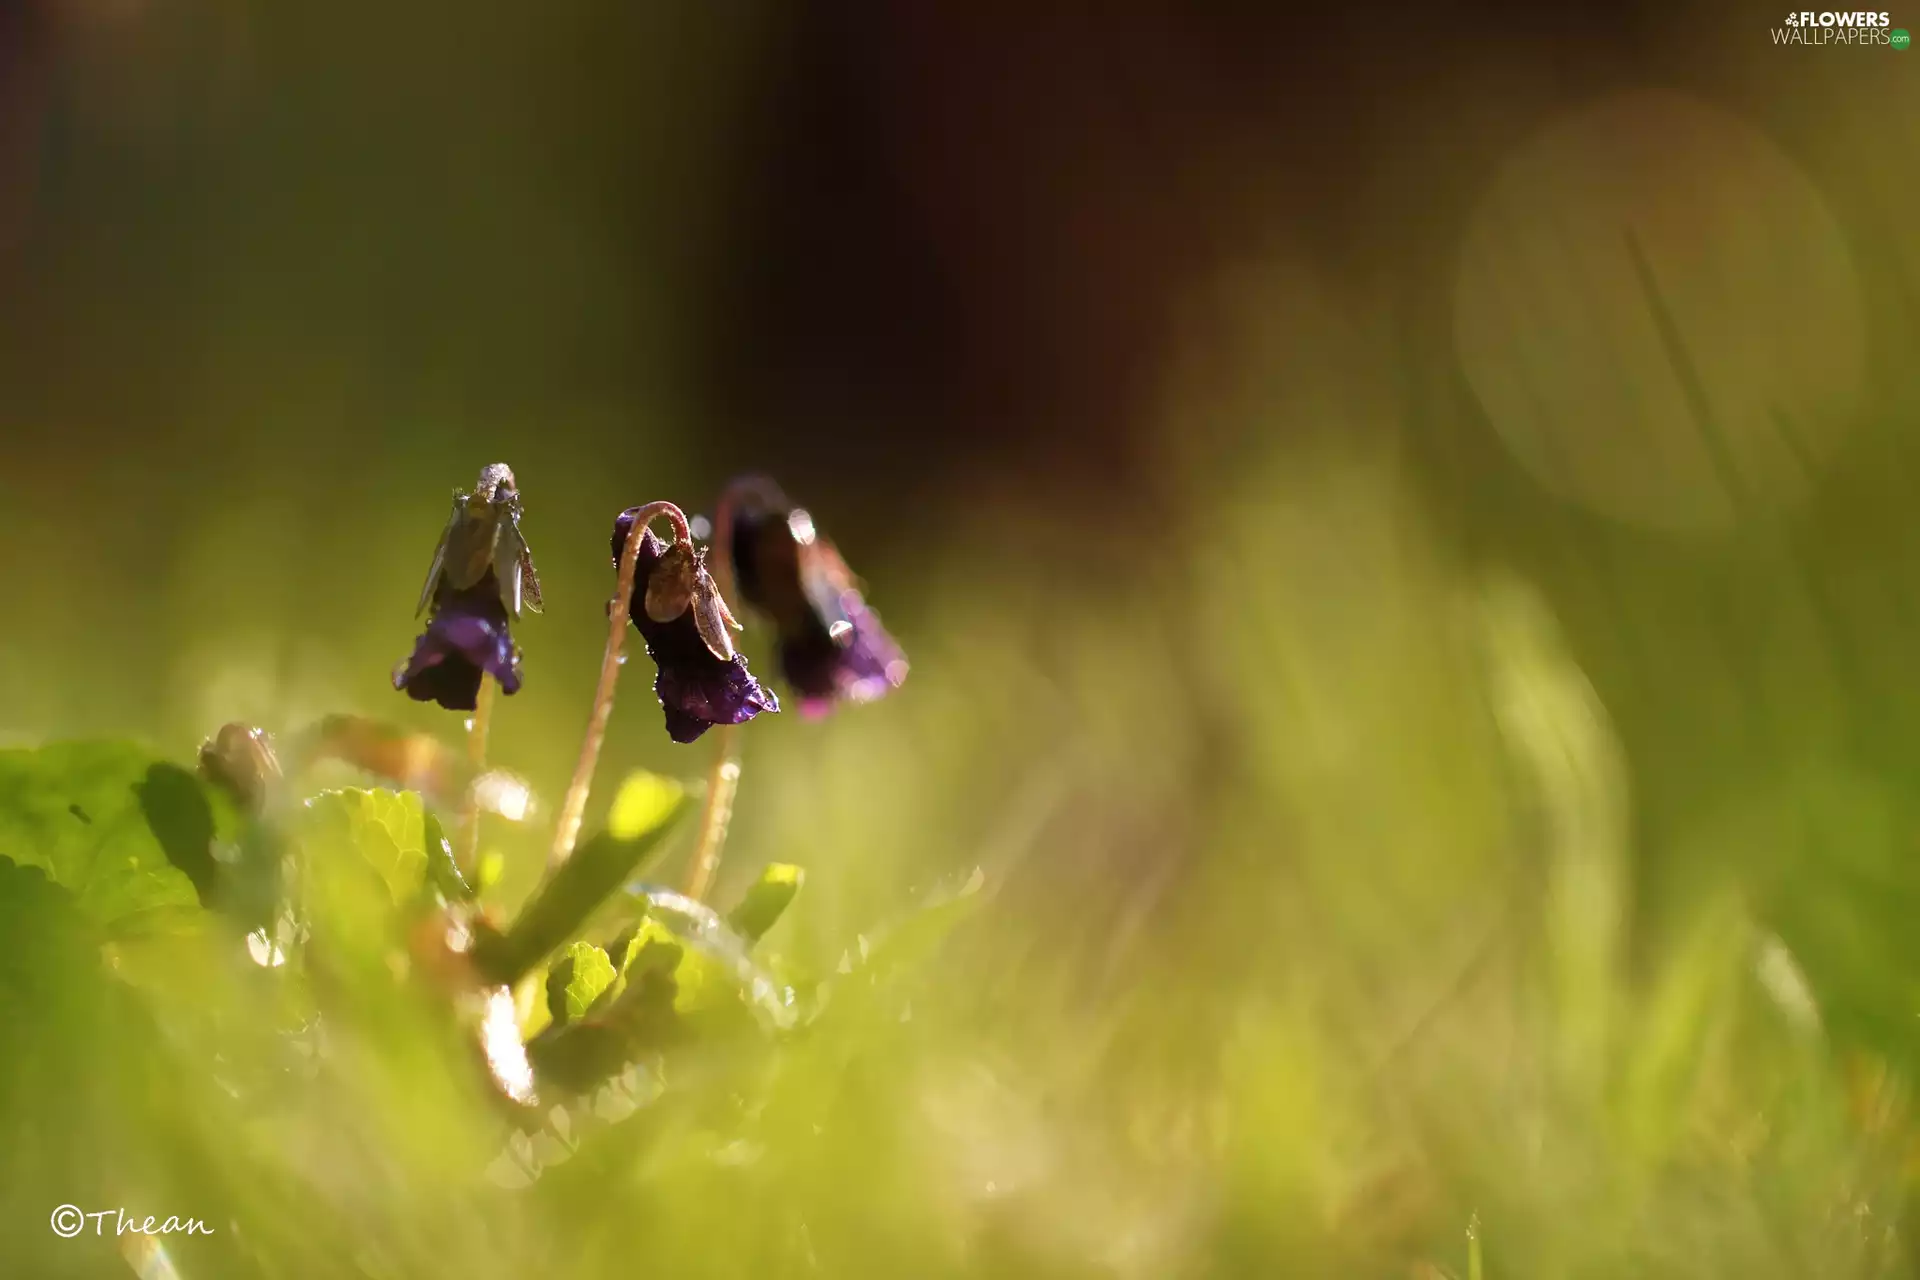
top-left (456, 673), bottom-right (496, 876)
top-left (548, 500), bottom-right (693, 869)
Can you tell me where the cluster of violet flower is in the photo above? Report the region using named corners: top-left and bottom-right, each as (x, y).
top-left (394, 465), bottom-right (907, 742)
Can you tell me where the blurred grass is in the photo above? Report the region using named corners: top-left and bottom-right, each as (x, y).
top-left (21, 414), bottom-right (1920, 1277)
top-left (11, 408), bottom-right (1920, 1278)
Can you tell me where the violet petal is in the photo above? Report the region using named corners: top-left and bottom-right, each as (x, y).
top-left (613, 511), bottom-right (779, 742)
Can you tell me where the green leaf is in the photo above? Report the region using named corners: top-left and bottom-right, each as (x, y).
top-left (526, 926), bottom-right (685, 1095)
top-left (0, 857), bottom-right (109, 1007)
top-left (606, 770), bottom-right (686, 841)
top-left (421, 810), bottom-right (475, 903)
top-left (0, 858), bottom-right (132, 1221)
top-left (0, 740), bottom-right (204, 938)
top-left (472, 787), bottom-right (692, 985)
top-left (289, 789), bottom-right (431, 984)
top-left (541, 909), bottom-right (683, 1028)
top-left (859, 866), bottom-right (987, 981)
top-left (629, 888), bottom-right (798, 1031)
top-left (726, 863), bottom-right (804, 945)
top-left (133, 761), bottom-right (221, 905)
top-left (297, 788), bottom-right (430, 906)
top-left (546, 941), bottom-right (618, 1026)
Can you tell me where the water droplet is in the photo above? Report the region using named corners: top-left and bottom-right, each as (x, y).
top-left (616, 654), bottom-right (629, 666)
top-left (245, 928), bottom-right (286, 968)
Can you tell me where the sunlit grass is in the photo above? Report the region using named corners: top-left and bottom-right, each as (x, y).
top-left (7, 423), bottom-right (1920, 1280)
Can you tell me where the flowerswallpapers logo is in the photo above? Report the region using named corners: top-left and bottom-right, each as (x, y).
top-left (1773, 9), bottom-right (1902, 43)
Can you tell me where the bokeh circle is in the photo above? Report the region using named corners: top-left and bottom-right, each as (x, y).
top-left (1453, 90), bottom-right (1865, 533)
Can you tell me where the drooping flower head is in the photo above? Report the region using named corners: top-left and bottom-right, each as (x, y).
top-left (395, 463), bottom-right (541, 712)
top-left (612, 508), bottom-right (779, 743)
top-left (719, 477), bottom-right (907, 718)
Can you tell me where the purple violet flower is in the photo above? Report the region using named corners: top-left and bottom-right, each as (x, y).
top-left (612, 510), bottom-right (779, 743)
top-left (394, 574), bottom-right (524, 712)
top-left (394, 464), bottom-right (539, 713)
top-left (729, 502), bottom-right (908, 717)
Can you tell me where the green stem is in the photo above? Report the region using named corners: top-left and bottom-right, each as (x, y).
top-left (679, 474), bottom-right (780, 902)
top-left (682, 724), bottom-right (741, 901)
top-left (457, 673), bottom-right (495, 878)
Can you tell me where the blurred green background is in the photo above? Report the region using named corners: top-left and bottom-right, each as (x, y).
top-left (10, 1), bottom-right (1920, 1275)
